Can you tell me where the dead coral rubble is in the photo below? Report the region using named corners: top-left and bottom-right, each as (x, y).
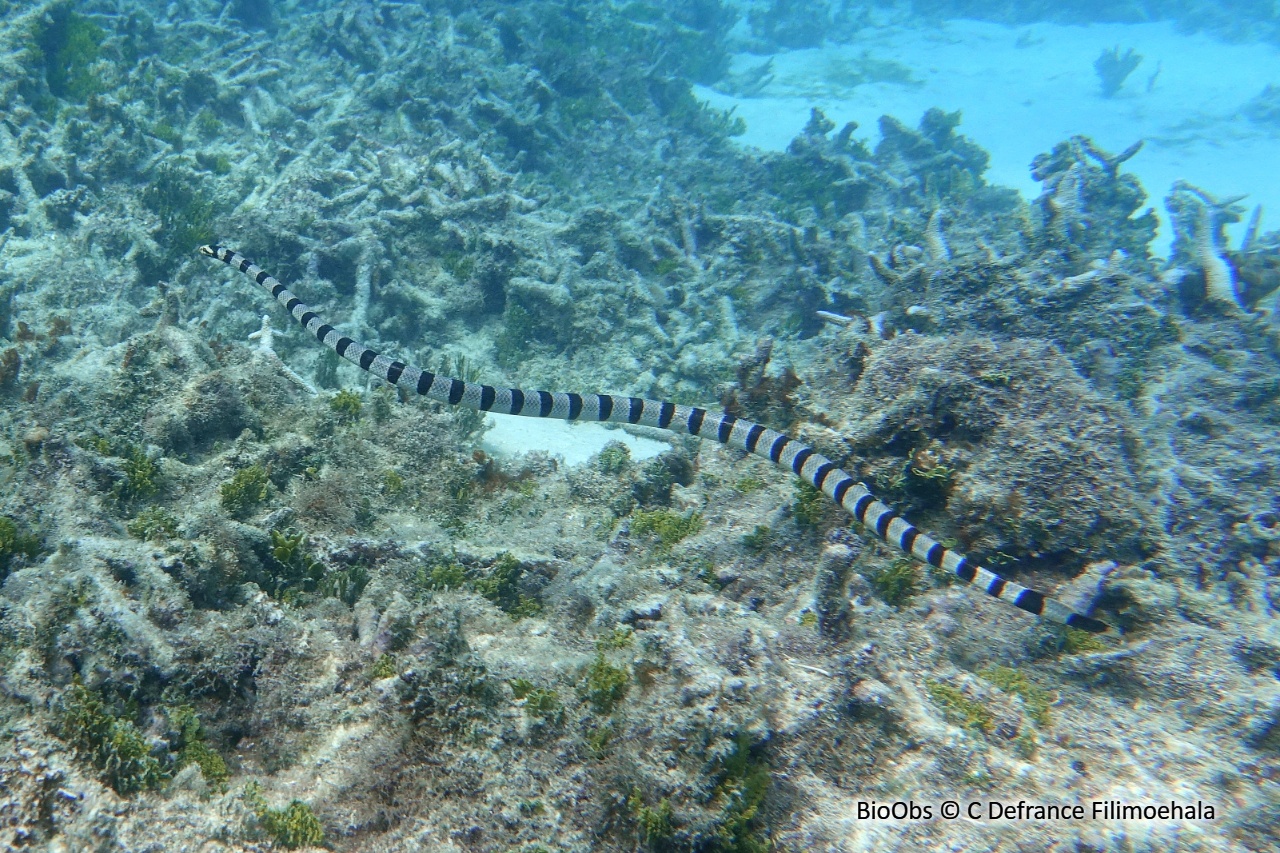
top-left (0, 2), bottom-right (1277, 852)
top-left (817, 333), bottom-right (1153, 570)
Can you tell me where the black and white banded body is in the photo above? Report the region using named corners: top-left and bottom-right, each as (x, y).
top-left (199, 244), bottom-right (1108, 634)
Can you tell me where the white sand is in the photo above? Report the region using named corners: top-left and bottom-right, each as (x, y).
top-left (698, 19), bottom-right (1280, 253)
top-left (487, 19), bottom-right (1279, 464)
top-left (480, 413), bottom-right (670, 467)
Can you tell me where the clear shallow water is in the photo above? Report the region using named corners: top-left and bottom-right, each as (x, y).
top-left (1, 3), bottom-right (1277, 852)
top-left (698, 17), bottom-right (1280, 255)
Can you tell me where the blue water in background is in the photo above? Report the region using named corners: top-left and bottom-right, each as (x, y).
top-left (3, 2), bottom-right (1280, 851)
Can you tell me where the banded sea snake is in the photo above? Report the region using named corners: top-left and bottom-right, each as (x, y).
top-left (200, 244), bottom-right (1109, 634)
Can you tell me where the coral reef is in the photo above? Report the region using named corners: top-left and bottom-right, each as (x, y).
top-left (818, 334), bottom-right (1153, 568)
top-left (1093, 45), bottom-right (1143, 97)
top-left (0, 2), bottom-right (1276, 852)
top-left (731, 2), bottom-right (1280, 52)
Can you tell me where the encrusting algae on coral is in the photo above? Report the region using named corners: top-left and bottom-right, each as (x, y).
top-left (0, 2), bottom-right (1277, 852)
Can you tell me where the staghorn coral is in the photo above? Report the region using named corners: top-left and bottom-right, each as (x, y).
top-left (0, 4), bottom-right (1276, 853)
top-left (1093, 45), bottom-right (1142, 97)
top-left (1165, 180), bottom-right (1247, 311)
top-left (1031, 135), bottom-right (1154, 265)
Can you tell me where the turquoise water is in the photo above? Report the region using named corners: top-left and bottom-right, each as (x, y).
top-left (0, 2), bottom-right (1277, 851)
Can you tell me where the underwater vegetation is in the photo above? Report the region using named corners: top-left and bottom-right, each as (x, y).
top-left (868, 558), bottom-right (922, 607)
top-left (138, 163), bottom-right (219, 275)
top-left (219, 464), bottom-right (270, 517)
top-left (630, 508), bottom-right (705, 555)
top-left (61, 679), bottom-right (164, 795)
top-left (125, 505), bottom-right (178, 541)
top-left (473, 552), bottom-right (543, 618)
top-left (511, 677), bottom-right (563, 721)
top-left (582, 651), bottom-right (630, 715)
top-left (0, 516), bottom-right (40, 578)
top-left (245, 782), bottom-right (325, 849)
top-left (35, 4), bottom-right (105, 104)
top-left (924, 678), bottom-right (995, 734)
top-left (169, 704), bottom-right (230, 790)
top-left (0, 1), bottom-right (1277, 851)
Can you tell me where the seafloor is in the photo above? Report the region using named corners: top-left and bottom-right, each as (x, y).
top-left (0, 1), bottom-right (1278, 851)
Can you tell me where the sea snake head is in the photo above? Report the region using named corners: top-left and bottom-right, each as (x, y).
top-left (200, 243), bottom-right (1111, 634)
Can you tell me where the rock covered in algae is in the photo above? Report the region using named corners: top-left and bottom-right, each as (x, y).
top-left (0, 1), bottom-right (1277, 852)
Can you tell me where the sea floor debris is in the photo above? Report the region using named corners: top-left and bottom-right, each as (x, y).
top-left (0, 2), bottom-right (1278, 852)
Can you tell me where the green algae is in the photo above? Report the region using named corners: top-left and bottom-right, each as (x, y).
top-left (597, 626), bottom-right (634, 650)
top-left (628, 787), bottom-right (675, 846)
top-left (0, 516), bottom-right (41, 577)
top-left (924, 678), bottom-right (995, 733)
top-left (329, 389), bottom-right (363, 421)
top-left (115, 444), bottom-right (161, 504)
top-left (511, 679), bottom-right (563, 721)
top-left (496, 303), bottom-right (539, 368)
top-left (586, 722), bottom-right (614, 759)
top-left (474, 552), bottom-right (542, 618)
top-left (630, 508), bottom-right (704, 554)
top-left (421, 558), bottom-right (467, 591)
top-left (742, 524), bottom-right (773, 552)
top-left (369, 653), bottom-right (398, 680)
top-left (314, 562), bottom-right (371, 606)
top-left (596, 441), bottom-right (633, 475)
top-left (979, 665), bottom-right (1052, 727)
top-left (524, 687), bottom-right (563, 719)
top-left (262, 528), bottom-right (319, 600)
top-left (582, 651), bottom-right (629, 715)
top-left (139, 162), bottom-right (218, 270)
top-left (125, 506), bottom-right (178, 541)
top-left (1057, 625), bottom-right (1110, 655)
top-left (868, 558), bottom-right (922, 607)
top-left (710, 733), bottom-right (772, 853)
top-left (170, 705), bottom-right (229, 791)
top-left (264, 528), bottom-right (368, 606)
top-left (245, 782), bottom-right (325, 849)
top-left (62, 678), bottom-right (165, 795)
top-left (37, 5), bottom-right (106, 103)
top-left (792, 480), bottom-right (826, 527)
top-left (380, 468), bottom-right (406, 496)
top-left (220, 465), bottom-right (270, 517)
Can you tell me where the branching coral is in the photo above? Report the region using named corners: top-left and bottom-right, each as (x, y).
top-left (1032, 135), bottom-right (1154, 263)
top-left (1166, 183), bottom-right (1240, 302)
top-left (1093, 46), bottom-right (1142, 98)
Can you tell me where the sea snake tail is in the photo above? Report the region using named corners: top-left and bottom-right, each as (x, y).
top-left (199, 244), bottom-right (1109, 634)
